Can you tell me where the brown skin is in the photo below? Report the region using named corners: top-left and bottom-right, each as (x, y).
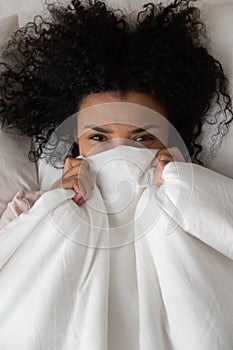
top-left (51, 91), bottom-right (185, 205)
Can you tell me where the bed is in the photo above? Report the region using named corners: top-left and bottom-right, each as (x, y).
top-left (0, 1), bottom-right (233, 349)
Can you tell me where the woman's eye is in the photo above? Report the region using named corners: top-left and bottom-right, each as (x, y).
top-left (134, 135), bottom-right (155, 142)
top-left (88, 134), bottom-right (156, 142)
top-left (89, 134), bottom-right (108, 142)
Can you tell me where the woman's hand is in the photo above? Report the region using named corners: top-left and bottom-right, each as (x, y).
top-left (151, 147), bottom-right (185, 187)
top-left (50, 156), bottom-right (93, 206)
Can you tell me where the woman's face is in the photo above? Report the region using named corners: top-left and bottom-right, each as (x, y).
top-left (76, 91), bottom-right (168, 156)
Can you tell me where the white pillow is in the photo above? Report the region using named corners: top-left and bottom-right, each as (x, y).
top-left (0, 14), bottom-right (40, 216)
top-left (196, 1), bottom-right (233, 178)
top-left (0, 0), bottom-right (44, 27)
top-left (0, 13), bottom-right (18, 50)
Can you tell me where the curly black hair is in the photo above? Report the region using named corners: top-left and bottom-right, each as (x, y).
top-left (0, 0), bottom-right (232, 168)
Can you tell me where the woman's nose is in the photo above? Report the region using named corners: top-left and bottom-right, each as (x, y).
top-left (110, 138), bottom-right (144, 148)
top-left (113, 138), bottom-right (130, 146)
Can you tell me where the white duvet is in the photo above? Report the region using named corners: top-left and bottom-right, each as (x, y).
top-left (0, 145), bottom-right (233, 350)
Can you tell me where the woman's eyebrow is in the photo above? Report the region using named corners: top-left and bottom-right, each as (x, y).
top-left (128, 124), bottom-right (159, 134)
top-left (84, 125), bottom-right (113, 133)
top-left (83, 124), bottom-right (159, 134)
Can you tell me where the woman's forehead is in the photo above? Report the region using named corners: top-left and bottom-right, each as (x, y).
top-left (77, 102), bottom-right (167, 130)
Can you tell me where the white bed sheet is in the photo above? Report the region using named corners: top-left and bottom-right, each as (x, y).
top-left (0, 145), bottom-right (233, 350)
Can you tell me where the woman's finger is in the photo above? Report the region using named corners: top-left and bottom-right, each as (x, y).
top-left (63, 157), bottom-right (89, 176)
top-left (151, 149), bottom-right (172, 166)
top-left (153, 160), bottom-right (170, 186)
top-left (72, 191), bottom-right (83, 203)
top-left (50, 159), bottom-right (93, 205)
top-left (78, 175), bottom-right (94, 199)
top-left (62, 165), bottom-right (93, 189)
top-left (156, 154), bottom-right (173, 163)
top-left (72, 185), bottom-right (92, 205)
top-left (155, 147), bottom-right (185, 161)
top-left (63, 159), bottom-right (94, 189)
top-left (151, 147), bottom-right (185, 187)
top-left (63, 155), bottom-right (93, 196)
top-left (63, 157), bottom-right (80, 175)
top-left (57, 175), bottom-right (87, 202)
top-left (151, 147), bottom-right (185, 167)
top-left (71, 180), bottom-right (87, 206)
top-left (71, 174), bottom-right (93, 202)
top-left (151, 155), bottom-right (173, 166)
top-left (62, 165), bottom-right (93, 192)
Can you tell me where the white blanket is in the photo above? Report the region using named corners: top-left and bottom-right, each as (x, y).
top-left (0, 145), bottom-right (233, 350)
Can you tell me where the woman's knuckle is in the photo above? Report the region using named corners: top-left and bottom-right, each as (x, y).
top-left (65, 157), bottom-right (74, 165)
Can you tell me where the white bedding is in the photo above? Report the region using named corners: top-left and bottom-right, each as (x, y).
top-left (1, 0), bottom-right (233, 218)
top-left (0, 145), bottom-right (233, 350)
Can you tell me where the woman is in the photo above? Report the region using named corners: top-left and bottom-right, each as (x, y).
top-left (0, 0), bottom-right (232, 209)
top-left (0, 90), bottom-right (185, 228)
